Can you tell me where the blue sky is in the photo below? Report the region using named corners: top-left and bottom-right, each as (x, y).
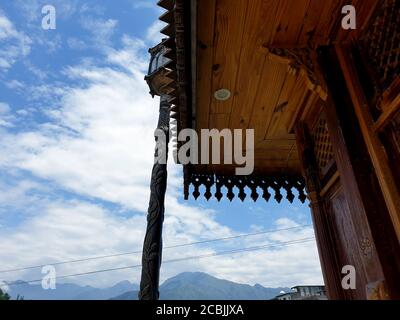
top-left (0, 0), bottom-right (322, 290)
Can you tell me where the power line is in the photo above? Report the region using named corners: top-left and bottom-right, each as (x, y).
top-left (0, 224), bottom-right (312, 274)
top-left (5, 237), bottom-right (315, 286)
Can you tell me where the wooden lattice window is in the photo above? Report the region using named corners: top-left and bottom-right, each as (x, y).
top-left (312, 116), bottom-right (334, 176)
top-left (361, 0), bottom-right (400, 92)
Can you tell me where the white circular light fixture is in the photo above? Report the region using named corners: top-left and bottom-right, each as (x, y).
top-left (214, 89), bottom-right (231, 101)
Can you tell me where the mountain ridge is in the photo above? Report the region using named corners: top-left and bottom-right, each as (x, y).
top-left (7, 272), bottom-right (290, 300)
top-left (112, 272), bottom-right (290, 300)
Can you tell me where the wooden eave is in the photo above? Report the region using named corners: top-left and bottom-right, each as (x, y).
top-left (155, 0), bottom-right (381, 202)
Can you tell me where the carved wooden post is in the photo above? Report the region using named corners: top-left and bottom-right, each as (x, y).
top-left (139, 95), bottom-right (171, 300)
top-left (295, 122), bottom-right (345, 299)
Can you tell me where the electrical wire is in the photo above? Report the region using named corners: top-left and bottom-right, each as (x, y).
top-left (0, 224), bottom-right (312, 274)
top-left (4, 237), bottom-right (315, 286)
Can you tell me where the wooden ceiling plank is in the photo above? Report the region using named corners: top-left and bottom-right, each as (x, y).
top-left (264, 70), bottom-right (298, 139)
top-left (196, 0), bottom-right (216, 130)
top-left (249, 60), bottom-right (288, 142)
top-left (228, 0), bottom-right (281, 132)
top-left (314, 0), bottom-right (347, 45)
top-left (209, 114), bottom-right (231, 165)
top-left (196, 0), bottom-right (217, 175)
top-left (297, 0), bottom-right (328, 46)
top-left (272, 0), bottom-right (311, 46)
top-left (210, 0), bottom-right (249, 115)
top-left (256, 139), bottom-right (296, 149)
top-left (254, 149), bottom-right (298, 160)
top-left (265, 73), bottom-right (308, 138)
top-left (286, 76), bottom-right (312, 133)
top-left (253, 159), bottom-right (300, 168)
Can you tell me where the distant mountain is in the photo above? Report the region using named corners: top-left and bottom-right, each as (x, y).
top-left (74, 280), bottom-right (136, 300)
top-left (111, 272), bottom-right (289, 300)
top-left (112, 290), bottom-right (139, 300)
top-left (7, 272), bottom-right (289, 300)
top-left (7, 280), bottom-right (138, 300)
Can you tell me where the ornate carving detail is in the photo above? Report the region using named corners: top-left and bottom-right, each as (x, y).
top-left (139, 96), bottom-right (171, 300)
top-left (296, 122), bottom-right (322, 204)
top-left (185, 173), bottom-right (306, 204)
top-left (268, 47), bottom-right (319, 86)
top-left (360, 237), bottom-right (373, 258)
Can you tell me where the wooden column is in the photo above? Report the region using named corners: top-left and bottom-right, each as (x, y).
top-left (318, 46), bottom-right (400, 299)
top-left (335, 46), bottom-right (400, 242)
top-left (295, 122), bottom-right (345, 300)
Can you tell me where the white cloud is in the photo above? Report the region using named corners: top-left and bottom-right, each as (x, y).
top-left (81, 17), bottom-right (118, 48)
top-left (67, 37), bottom-right (87, 50)
top-left (146, 20), bottom-right (166, 46)
top-left (0, 118), bottom-right (13, 128)
top-left (0, 102), bottom-right (15, 128)
top-left (0, 19), bottom-right (323, 289)
top-left (35, 33), bottom-right (63, 54)
top-left (0, 199), bottom-right (147, 287)
top-left (132, 1), bottom-right (157, 10)
top-left (5, 79), bottom-right (25, 89)
top-left (105, 35), bottom-right (148, 73)
top-left (0, 11), bottom-right (32, 71)
top-left (131, 0), bottom-right (164, 16)
top-left (0, 185), bottom-right (321, 288)
top-left (24, 60), bottom-right (48, 79)
top-left (79, 3), bottom-right (105, 16)
top-left (14, 0), bottom-right (79, 23)
top-left (0, 13), bottom-right (18, 40)
top-left (0, 102), bottom-right (10, 114)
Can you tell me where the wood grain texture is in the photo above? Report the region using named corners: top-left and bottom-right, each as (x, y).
top-left (195, 0), bottom-right (379, 176)
top-left (336, 45), bottom-right (400, 243)
top-left (196, 0), bottom-right (216, 130)
top-left (319, 46), bottom-right (400, 299)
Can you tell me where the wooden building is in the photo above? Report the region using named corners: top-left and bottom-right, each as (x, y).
top-left (140, 0), bottom-right (400, 300)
